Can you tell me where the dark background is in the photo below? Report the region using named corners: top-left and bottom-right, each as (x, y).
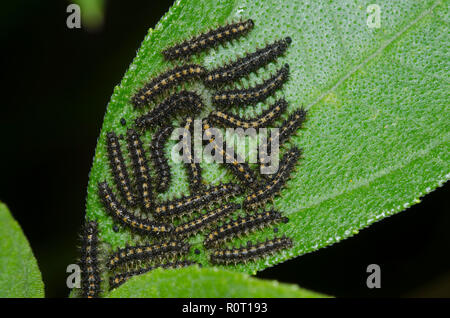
top-left (1, 1), bottom-right (448, 298)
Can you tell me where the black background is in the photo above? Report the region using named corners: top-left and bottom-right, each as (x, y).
top-left (1, 1), bottom-right (448, 298)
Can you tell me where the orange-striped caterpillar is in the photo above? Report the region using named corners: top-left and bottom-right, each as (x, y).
top-left (203, 119), bottom-right (259, 188)
top-left (98, 181), bottom-right (173, 235)
top-left (109, 260), bottom-right (198, 289)
top-left (212, 64), bottom-right (289, 108)
top-left (132, 65), bottom-right (205, 107)
top-left (180, 117), bottom-right (203, 193)
top-left (151, 125), bottom-right (174, 193)
top-left (173, 203), bottom-right (241, 238)
top-left (80, 221), bottom-right (101, 298)
top-left (126, 129), bottom-right (153, 213)
top-left (259, 108), bottom-right (307, 169)
top-left (162, 19), bottom-right (254, 61)
top-left (135, 91), bottom-right (204, 130)
top-left (154, 183), bottom-right (242, 219)
top-left (204, 37), bottom-right (291, 87)
top-left (209, 236), bottom-right (293, 265)
top-left (105, 132), bottom-right (136, 207)
top-left (208, 99), bottom-right (287, 129)
top-left (107, 241), bottom-right (190, 270)
top-left (204, 210), bottom-right (288, 248)
top-left (244, 146), bottom-right (301, 210)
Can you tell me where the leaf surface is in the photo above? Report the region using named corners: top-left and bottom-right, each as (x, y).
top-left (0, 202), bottom-right (44, 297)
top-left (84, 0), bottom-right (449, 283)
top-left (106, 266), bottom-right (327, 298)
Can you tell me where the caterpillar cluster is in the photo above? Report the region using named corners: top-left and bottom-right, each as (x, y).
top-left (87, 19), bottom-right (307, 295)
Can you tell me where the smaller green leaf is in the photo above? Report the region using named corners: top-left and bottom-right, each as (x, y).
top-left (0, 202), bottom-right (44, 298)
top-left (105, 266), bottom-right (328, 298)
top-left (73, 0), bottom-right (105, 30)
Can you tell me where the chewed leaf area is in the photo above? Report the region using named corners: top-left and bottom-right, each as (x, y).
top-left (77, 18), bottom-right (307, 297)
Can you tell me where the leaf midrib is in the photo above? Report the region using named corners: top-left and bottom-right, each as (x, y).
top-left (287, 0), bottom-right (444, 212)
top-left (293, 133), bottom-right (449, 214)
top-left (305, 0), bottom-right (442, 111)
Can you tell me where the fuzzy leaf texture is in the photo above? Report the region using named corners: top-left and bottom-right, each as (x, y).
top-left (105, 266), bottom-right (328, 297)
top-left (0, 202), bottom-right (44, 297)
top-left (82, 0), bottom-right (449, 296)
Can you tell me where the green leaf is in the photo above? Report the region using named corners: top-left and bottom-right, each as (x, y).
top-left (73, 0), bottom-right (105, 30)
top-left (84, 0), bottom-right (449, 281)
top-left (105, 266), bottom-right (327, 298)
top-left (0, 202), bottom-right (44, 297)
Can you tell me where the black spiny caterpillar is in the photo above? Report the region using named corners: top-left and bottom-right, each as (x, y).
top-left (135, 91), bottom-right (204, 130)
top-left (212, 64), bottom-right (289, 108)
top-left (202, 119), bottom-right (260, 188)
top-left (105, 132), bottom-right (136, 207)
top-left (210, 236), bottom-right (293, 265)
top-left (162, 19), bottom-right (254, 60)
top-left (204, 210), bottom-right (288, 248)
top-left (244, 146), bottom-right (301, 210)
top-left (151, 125), bottom-right (174, 193)
top-left (98, 181), bottom-right (173, 235)
top-left (132, 64), bottom-right (205, 107)
top-left (109, 261), bottom-right (198, 289)
top-left (107, 240), bottom-right (190, 270)
top-left (204, 37), bottom-right (291, 87)
top-left (276, 109), bottom-right (308, 144)
top-left (87, 19), bottom-right (303, 297)
top-left (80, 221), bottom-right (101, 298)
top-left (126, 129), bottom-right (153, 213)
top-left (154, 183), bottom-right (242, 219)
top-left (208, 99), bottom-right (287, 129)
top-left (172, 203), bottom-right (241, 238)
top-left (259, 108), bottom-right (307, 169)
top-left (180, 117), bottom-right (204, 193)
